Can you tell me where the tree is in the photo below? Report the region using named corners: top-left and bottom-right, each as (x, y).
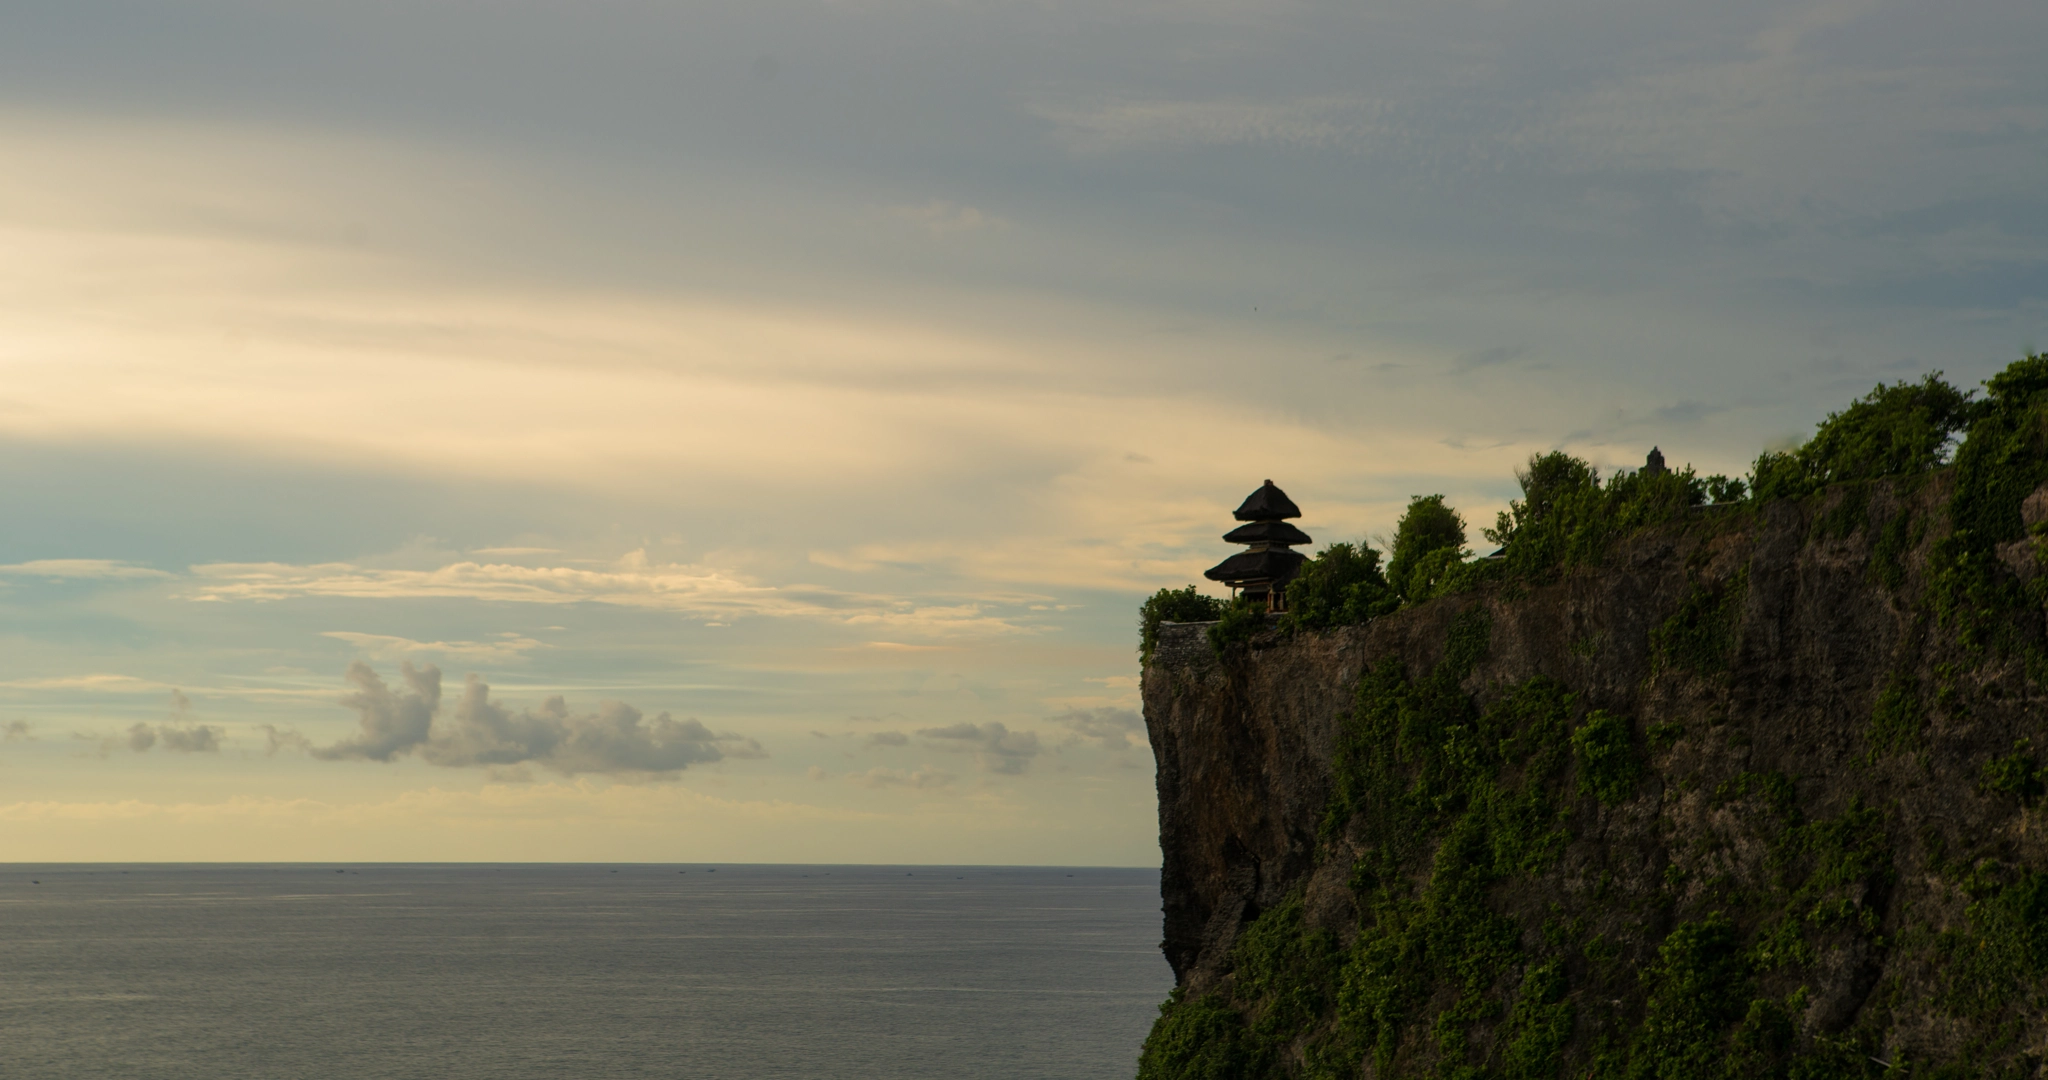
top-left (1514, 452), bottom-right (1600, 527)
top-left (1751, 372), bottom-right (1981, 501)
top-left (1388, 495), bottom-right (1467, 601)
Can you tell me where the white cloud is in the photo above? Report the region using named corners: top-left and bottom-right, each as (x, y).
top-left (181, 554), bottom-right (1042, 636)
top-left (0, 559), bottom-right (170, 580)
top-left (321, 631), bottom-right (549, 664)
top-left (0, 674), bottom-right (171, 693)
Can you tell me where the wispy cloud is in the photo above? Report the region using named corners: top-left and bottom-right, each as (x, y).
top-left (0, 674), bottom-right (169, 692)
top-left (182, 554), bottom-right (1036, 636)
top-left (0, 559), bottom-right (170, 580)
top-left (321, 631), bottom-right (549, 664)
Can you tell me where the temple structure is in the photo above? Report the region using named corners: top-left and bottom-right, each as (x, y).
top-left (1204, 480), bottom-right (1310, 612)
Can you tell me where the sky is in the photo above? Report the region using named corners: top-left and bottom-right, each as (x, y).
top-left (1, 0), bottom-right (2042, 864)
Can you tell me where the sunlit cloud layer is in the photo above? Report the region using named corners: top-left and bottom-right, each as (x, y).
top-left (0, 0), bottom-right (2041, 863)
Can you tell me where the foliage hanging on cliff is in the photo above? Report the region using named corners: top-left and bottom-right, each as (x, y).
top-left (1651, 569), bottom-right (1749, 676)
top-left (1141, 585), bottom-right (1227, 665)
top-left (1280, 543), bottom-right (1399, 632)
top-left (1932, 353), bottom-right (2048, 659)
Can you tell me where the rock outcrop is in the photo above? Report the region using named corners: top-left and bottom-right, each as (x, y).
top-left (1141, 473), bottom-right (2048, 1077)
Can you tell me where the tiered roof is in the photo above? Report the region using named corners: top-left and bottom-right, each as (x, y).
top-left (1205, 480), bottom-right (1310, 606)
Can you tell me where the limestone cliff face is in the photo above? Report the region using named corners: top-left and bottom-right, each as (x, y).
top-left (1140, 474), bottom-right (2048, 1076)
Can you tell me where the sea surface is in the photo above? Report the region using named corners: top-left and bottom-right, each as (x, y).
top-left (0, 864), bottom-right (1172, 1080)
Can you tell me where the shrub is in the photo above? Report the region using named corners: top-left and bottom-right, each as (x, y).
top-left (1207, 596), bottom-right (1266, 653)
top-left (1139, 585), bottom-right (1227, 665)
top-left (1282, 542), bottom-right (1399, 631)
top-left (1485, 453), bottom-right (1705, 585)
top-left (1981, 739), bottom-right (2046, 804)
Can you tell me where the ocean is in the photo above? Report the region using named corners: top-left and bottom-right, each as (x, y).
top-left (0, 864), bottom-right (1173, 1080)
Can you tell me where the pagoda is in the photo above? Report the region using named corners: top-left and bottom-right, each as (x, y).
top-left (1204, 480), bottom-right (1311, 612)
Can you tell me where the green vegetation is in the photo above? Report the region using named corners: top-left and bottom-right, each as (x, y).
top-left (1934, 354), bottom-right (2048, 658)
top-left (1139, 991), bottom-right (1257, 1080)
top-left (1864, 674), bottom-right (1923, 759)
top-left (1281, 542), bottom-right (1399, 632)
top-left (1980, 739), bottom-right (2046, 804)
top-left (1141, 585), bottom-right (1227, 664)
top-left (1388, 495), bottom-right (1470, 602)
top-left (1952, 871), bottom-right (2048, 1013)
top-left (1750, 373), bottom-right (1980, 502)
top-left (1651, 570), bottom-right (1748, 676)
top-left (1484, 452), bottom-right (1715, 586)
top-left (1570, 711), bottom-right (1640, 806)
top-left (1207, 596), bottom-right (1268, 653)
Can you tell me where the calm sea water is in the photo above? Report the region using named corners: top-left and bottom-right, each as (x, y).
top-left (0, 864), bottom-right (1171, 1080)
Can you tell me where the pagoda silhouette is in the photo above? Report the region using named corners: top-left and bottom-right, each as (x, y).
top-left (1204, 480), bottom-right (1310, 612)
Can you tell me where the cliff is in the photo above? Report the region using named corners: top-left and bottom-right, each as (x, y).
top-left (1139, 473), bottom-right (2048, 1078)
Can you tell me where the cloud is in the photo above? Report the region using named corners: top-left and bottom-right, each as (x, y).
top-left (0, 675), bottom-right (169, 693)
top-left (1052, 707), bottom-right (1145, 750)
top-left (84, 721), bottom-right (225, 755)
top-left (865, 731), bottom-right (910, 748)
top-left (180, 555), bottom-right (1035, 636)
top-left (845, 765), bottom-right (956, 790)
top-left (261, 725), bottom-right (310, 756)
top-left (309, 663), bottom-right (763, 777)
top-left (321, 631), bottom-right (547, 664)
top-left (314, 661), bottom-right (442, 762)
top-left (2, 720), bottom-right (30, 741)
top-left (0, 559), bottom-right (170, 581)
top-left (915, 721), bottom-right (1042, 774)
top-left (157, 725), bottom-right (222, 753)
top-left (423, 675), bottom-right (764, 777)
